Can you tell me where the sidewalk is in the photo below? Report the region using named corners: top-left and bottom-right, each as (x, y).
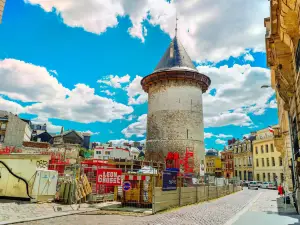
top-left (232, 190), bottom-right (300, 225)
top-left (0, 199), bottom-right (118, 225)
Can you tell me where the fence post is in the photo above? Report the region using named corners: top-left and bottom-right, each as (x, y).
top-left (179, 177), bottom-right (182, 206)
top-left (196, 185), bottom-right (198, 202)
top-left (207, 184), bottom-right (209, 201)
top-left (152, 175), bottom-right (156, 214)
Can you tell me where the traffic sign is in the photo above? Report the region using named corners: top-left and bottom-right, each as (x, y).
top-left (123, 181), bottom-right (131, 191)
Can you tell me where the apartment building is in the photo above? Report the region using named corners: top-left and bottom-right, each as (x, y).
top-left (205, 149), bottom-right (222, 177)
top-left (253, 126), bottom-right (284, 185)
top-left (232, 135), bottom-right (255, 181)
top-left (221, 145), bottom-right (234, 178)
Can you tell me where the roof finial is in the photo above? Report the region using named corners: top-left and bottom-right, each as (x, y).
top-left (175, 12), bottom-right (178, 37)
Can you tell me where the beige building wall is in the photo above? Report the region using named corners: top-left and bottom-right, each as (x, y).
top-left (4, 113), bottom-right (31, 147)
top-left (253, 127), bottom-right (284, 184)
top-left (0, 0), bottom-right (6, 24)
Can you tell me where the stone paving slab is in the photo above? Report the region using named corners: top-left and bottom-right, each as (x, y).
top-left (15, 189), bottom-right (259, 225)
top-left (0, 200), bottom-right (118, 224)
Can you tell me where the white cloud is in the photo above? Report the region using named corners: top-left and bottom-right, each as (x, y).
top-left (80, 130), bottom-right (100, 136)
top-left (109, 139), bottom-right (133, 146)
top-left (204, 132), bottom-right (233, 139)
top-left (25, 0), bottom-right (125, 34)
top-left (98, 74), bottom-right (130, 88)
top-left (0, 96), bottom-right (25, 115)
top-left (198, 64), bottom-right (274, 128)
top-left (269, 99), bottom-right (277, 109)
top-left (243, 53), bottom-right (254, 62)
top-left (216, 134), bottom-right (233, 138)
top-left (126, 75), bottom-right (148, 105)
top-left (101, 90), bottom-right (115, 96)
top-left (122, 114), bottom-right (147, 138)
top-left (49, 70), bottom-right (58, 76)
top-left (204, 132), bottom-right (214, 139)
top-left (25, 0), bottom-right (269, 62)
top-left (0, 59), bottom-right (69, 102)
top-left (215, 139), bottom-right (226, 145)
top-left (205, 112), bottom-right (252, 127)
top-left (26, 83), bottom-right (133, 123)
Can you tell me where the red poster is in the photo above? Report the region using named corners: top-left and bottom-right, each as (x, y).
top-left (96, 169), bottom-right (122, 186)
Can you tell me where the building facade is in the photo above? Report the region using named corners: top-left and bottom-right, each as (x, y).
top-left (205, 149), bottom-right (222, 177)
top-left (141, 33), bottom-right (211, 172)
top-left (233, 136), bottom-right (255, 181)
top-left (93, 145), bottom-right (139, 160)
top-left (264, 0), bottom-right (299, 194)
top-left (253, 126), bottom-right (284, 185)
top-left (221, 146), bottom-right (234, 178)
top-left (0, 111), bottom-right (32, 147)
top-left (0, 0), bottom-right (6, 24)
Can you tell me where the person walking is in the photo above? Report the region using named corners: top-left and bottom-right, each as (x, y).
top-left (278, 183), bottom-right (284, 197)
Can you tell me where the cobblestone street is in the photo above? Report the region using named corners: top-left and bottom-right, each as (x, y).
top-left (15, 189), bottom-right (259, 225)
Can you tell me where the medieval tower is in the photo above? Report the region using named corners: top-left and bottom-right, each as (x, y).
top-left (141, 31), bottom-right (211, 172)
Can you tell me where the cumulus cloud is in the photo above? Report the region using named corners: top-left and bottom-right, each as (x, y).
top-left (243, 53), bottom-right (254, 62)
top-left (204, 132), bottom-right (233, 139)
top-left (25, 0), bottom-right (268, 62)
top-left (80, 130), bottom-right (100, 136)
top-left (216, 134), bottom-right (233, 138)
top-left (122, 114), bottom-right (147, 138)
top-left (204, 132), bottom-right (214, 139)
top-left (215, 139), bottom-right (226, 145)
top-left (0, 59), bottom-right (69, 102)
top-left (0, 96), bottom-right (25, 114)
top-left (26, 84), bottom-right (133, 123)
top-left (109, 139), bottom-right (133, 146)
top-left (98, 74), bottom-right (130, 88)
top-left (126, 75), bottom-right (148, 105)
top-left (101, 90), bottom-right (115, 96)
top-left (198, 64), bottom-right (274, 128)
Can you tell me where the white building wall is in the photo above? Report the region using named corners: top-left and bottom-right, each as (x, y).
top-left (94, 147), bottom-right (131, 160)
top-left (146, 80), bottom-right (205, 169)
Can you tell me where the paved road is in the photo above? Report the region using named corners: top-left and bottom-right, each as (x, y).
top-left (17, 188), bottom-right (260, 225)
top-left (232, 189), bottom-right (300, 225)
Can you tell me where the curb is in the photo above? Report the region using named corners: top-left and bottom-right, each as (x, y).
top-left (0, 208), bottom-right (99, 225)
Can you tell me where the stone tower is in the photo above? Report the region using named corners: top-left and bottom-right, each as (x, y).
top-left (141, 35), bottom-right (211, 171)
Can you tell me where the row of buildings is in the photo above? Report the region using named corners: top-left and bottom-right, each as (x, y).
top-left (263, 0), bottom-right (300, 205)
top-left (205, 125), bottom-right (286, 187)
top-left (0, 110), bottom-right (145, 161)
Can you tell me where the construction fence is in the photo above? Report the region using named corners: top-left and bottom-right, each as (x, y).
top-left (152, 183), bottom-right (241, 213)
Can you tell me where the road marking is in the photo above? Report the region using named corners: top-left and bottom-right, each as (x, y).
top-left (224, 191), bottom-right (262, 225)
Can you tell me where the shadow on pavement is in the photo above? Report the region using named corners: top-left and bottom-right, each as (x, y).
top-left (272, 196), bottom-right (300, 225)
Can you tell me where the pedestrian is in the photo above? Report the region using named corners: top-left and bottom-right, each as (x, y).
top-left (278, 183), bottom-right (283, 196)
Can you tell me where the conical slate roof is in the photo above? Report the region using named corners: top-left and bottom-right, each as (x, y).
top-left (154, 36), bottom-right (198, 73)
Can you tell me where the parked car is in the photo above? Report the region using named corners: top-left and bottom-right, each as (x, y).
top-left (261, 182), bottom-right (270, 189)
top-left (257, 181), bottom-right (263, 188)
top-left (248, 181), bottom-right (258, 190)
top-left (267, 182), bottom-right (277, 190)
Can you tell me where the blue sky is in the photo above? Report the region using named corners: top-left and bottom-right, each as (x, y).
top-left (0, 0), bottom-right (277, 149)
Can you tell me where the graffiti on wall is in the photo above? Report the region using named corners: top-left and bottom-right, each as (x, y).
top-left (36, 160), bottom-right (48, 169)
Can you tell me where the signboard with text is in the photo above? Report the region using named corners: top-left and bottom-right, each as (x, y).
top-left (96, 168), bottom-right (122, 186)
top-left (162, 170), bottom-right (177, 191)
